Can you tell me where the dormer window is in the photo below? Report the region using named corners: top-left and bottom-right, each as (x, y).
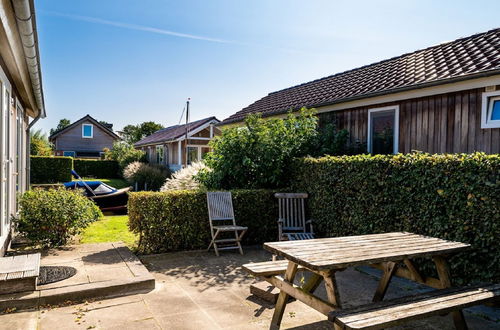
top-left (82, 124), bottom-right (93, 138)
top-left (481, 91), bottom-right (500, 129)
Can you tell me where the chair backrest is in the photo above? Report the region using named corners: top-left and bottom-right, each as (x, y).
top-left (275, 193), bottom-right (308, 232)
top-left (207, 191), bottom-right (235, 224)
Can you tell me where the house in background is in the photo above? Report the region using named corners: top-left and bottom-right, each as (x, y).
top-left (220, 28), bottom-right (500, 155)
top-left (50, 115), bottom-right (121, 158)
top-left (134, 116), bottom-right (220, 171)
top-left (0, 0), bottom-right (46, 255)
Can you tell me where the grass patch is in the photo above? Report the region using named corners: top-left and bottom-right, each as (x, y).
top-left (80, 215), bottom-right (137, 248)
top-left (75, 178), bottom-right (130, 189)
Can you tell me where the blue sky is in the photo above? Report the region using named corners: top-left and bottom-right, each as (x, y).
top-left (35, 0), bottom-right (499, 133)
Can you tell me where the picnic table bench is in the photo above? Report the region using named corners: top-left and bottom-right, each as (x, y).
top-left (243, 232), bottom-right (500, 329)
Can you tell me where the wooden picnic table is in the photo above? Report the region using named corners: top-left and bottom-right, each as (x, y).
top-left (261, 232), bottom-right (471, 329)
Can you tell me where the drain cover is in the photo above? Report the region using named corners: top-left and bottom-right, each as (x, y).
top-left (38, 266), bottom-right (77, 285)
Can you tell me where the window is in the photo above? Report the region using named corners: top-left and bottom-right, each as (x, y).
top-left (201, 147), bottom-right (210, 159)
top-left (187, 146), bottom-right (199, 165)
top-left (82, 124), bottom-right (93, 138)
top-left (63, 151), bottom-right (76, 157)
top-left (368, 106), bottom-right (399, 155)
top-left (481, 91), bottom-right (500, 129)
top-left (156, 145), bottom-right (164, 164)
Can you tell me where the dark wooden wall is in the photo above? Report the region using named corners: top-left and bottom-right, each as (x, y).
top-left (319, 87), bottom-right (500, 154)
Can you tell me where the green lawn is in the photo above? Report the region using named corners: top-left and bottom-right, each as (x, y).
top-left (76, 177), bottom-right (130, 189)
top-left (80, 215), bottom-right (138, 248)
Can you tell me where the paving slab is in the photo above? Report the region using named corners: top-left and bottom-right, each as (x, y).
top-left (0, 242), bottom-right (154, 312)
top-left (0, 246), bottom-right (498, 329)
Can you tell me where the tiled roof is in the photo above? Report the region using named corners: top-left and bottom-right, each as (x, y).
top-left (221, 28), bottom-right (500, 125)
top-left (134, 116), bottom-right (219, 147)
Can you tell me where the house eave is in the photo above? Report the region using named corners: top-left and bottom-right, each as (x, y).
top-left (219, 70), bottom-right (500, 127)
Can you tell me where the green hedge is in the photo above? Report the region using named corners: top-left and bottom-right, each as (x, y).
top-left (128, 190), bottom-right (278, 254)
top-left (30, 156), bottom-right (73, 183)
top-left (291, 152), bottom-right (499, 284)
top-left (74, 159), bottom-right (120, 178)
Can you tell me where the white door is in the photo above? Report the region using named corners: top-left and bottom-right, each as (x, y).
top-left (0, 66), bottom-right (12, 243)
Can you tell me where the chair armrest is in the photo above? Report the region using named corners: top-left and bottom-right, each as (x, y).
top-left (306, 219), bottom-right (314, 224)
top-left (277, 218), bottom-right (284, 223)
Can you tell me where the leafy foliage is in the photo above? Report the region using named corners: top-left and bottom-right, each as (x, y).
top-left (198, 109), bottom-right (318, 189)
top-left (291, 152), bottom-right (500, 284)
top-left (16, 187), bottom-right (102, 247)
top-left (30, 156), bottom-right (73, 183)
top-left (121, 121), bottom-right (164, 144)
top-left (161, 162), bottom-right (207, 191)
top-left (123, 161), bottom-right (170, 191)
top-left (74, 159), bottom-right (120, 178)
top-left (128, 189), bottom-right (278, 254)
top-left (104, 141), bottom-right (146, 169)
top-left (49, 118), bottom-right (71, 136)
top-left (30, 129), bottom-right (53, 156)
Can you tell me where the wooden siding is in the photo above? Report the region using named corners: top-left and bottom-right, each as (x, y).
top-left (54, 119), bottom-right (117, 153)
top-left (319, 87), bottom-right (500, 154)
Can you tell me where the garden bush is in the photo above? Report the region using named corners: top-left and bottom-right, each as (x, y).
top-left (123, 162), bottom-right (170, 191)
top-left (128, 189), bottom-right (278, 253)
top-left (30, 156), bottom-right (73, 183)
top-left (104, 141), bottom-right (147, 169)
top-left (291, 152), bottom-right (499, 284)
top-left (16, 187), bottom-right (102, 246)
top-left (74, 159), bottom-right (120, 178)
top-left (161, 162), bottom-right (207, 191)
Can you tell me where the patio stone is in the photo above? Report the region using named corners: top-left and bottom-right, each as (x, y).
top-left (1, 246), bottom-right (498, 329)
top-left (86, 265), bottom-right (134, 282)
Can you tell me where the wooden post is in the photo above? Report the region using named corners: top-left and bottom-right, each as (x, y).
top-left (270, 261), bottom-right (298, 329)
top-left (373, 261), bottom-right (397, 302)
top-left (322, 271), bottom-right (341, 308)
top-left (433, 256), bottom-right (468, 330)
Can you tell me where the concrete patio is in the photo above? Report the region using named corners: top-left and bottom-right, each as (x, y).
top-left (1, 246), bottom-right (498, 329)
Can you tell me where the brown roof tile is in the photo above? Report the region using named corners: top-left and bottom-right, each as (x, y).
top-left (221, 28), bottom-right (500, 125)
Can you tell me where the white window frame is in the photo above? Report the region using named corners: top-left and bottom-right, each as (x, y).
top-left (63, 151), bottom-right (76, 157)
top-left (367, 105), bottom-right (399, 154)
top-left (156, 145), bottom-right (164, 164)
top-left (481, 91), bottom-right (500, 129)
top-left (82, 124), bottom-right (93, 138)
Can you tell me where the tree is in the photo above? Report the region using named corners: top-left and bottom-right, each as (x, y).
top-left (50, 118), bottom-right (71, 136)
top-left (197, 108), bottom-right (319, 189)
top-left (121, 122), bottom-right (164, 144)
top-left (30, 129), bottom-right (53, 156)
top-left (104, 141), bottom-right (147, 169)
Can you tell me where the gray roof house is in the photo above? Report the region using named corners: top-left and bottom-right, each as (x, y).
top-left (221, 28), bottom-right (500, 155)
top-left (49, 115), bottom-right (121, 158)
top-left (135, 116), bottom-right (220, 171)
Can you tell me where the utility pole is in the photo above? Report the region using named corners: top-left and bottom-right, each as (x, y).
top-left (184, 98), bottom-right (190, 166)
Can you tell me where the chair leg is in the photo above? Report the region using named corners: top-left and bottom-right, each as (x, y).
top-left (234, 230), bottom-right (244, 255)
top-left (208, 229), bottom-right (220, 256)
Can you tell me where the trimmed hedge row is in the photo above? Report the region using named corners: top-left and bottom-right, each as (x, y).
top-left (128, 190), bottom-right (278, 254)
top-left (30, 156), bottom-right (73, 183)
top-left (291, 152), bottom-right (499, 284)
top-left (74, 159), bottom-right (120, 178)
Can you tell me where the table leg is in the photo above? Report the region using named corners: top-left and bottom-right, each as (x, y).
top-left (373, 261), bottom-right (397, 302)
top-left (270, 261), bottom-right (298, 330)
top-left (433, 256), bottom-right (468, 330)
top-left (322, 271), bottom-right (341, 308)
top-left (301, 273), bottom-right (323, 294)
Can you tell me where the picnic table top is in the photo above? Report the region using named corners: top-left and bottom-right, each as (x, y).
top-left (264, 232), bottom-right (470, 271)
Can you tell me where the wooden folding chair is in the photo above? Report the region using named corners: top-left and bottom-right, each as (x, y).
top-left (275, 193), bottom-right (314, 241)
top-left (206, 192), bottom-right (248, 256)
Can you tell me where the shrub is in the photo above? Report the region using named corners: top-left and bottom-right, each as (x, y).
top-left (74, 159), bottom-right (120, 178)
top-left (104, 141), bottom-right (146, 169)
top-left (128, 189), bottom-right (278, 253)
top-left (198, 109), bottom-right (318, 189)
top-left (161, 162), bottom-right (207, 191)
top-left (291, 152), bottom-right (500, 284)
top-left (30, 129), bottom-right (53, 156)
top-left (16, 188), bottom-right (102, 246)
top-left (30, 156), bottom-right (73, 183)
top-left (123, 162), bottom-right (170, 191)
